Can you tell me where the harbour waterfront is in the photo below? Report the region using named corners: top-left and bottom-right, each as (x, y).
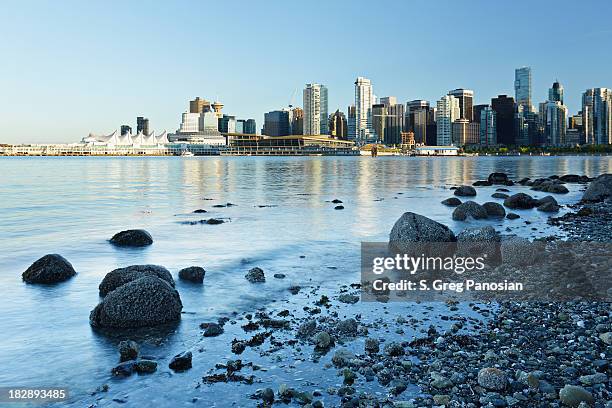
top-left (0, 155), bottom-right (610, 406)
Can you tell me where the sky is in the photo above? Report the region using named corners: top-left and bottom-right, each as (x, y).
top-left (1, 0), bottom-right (611, 144)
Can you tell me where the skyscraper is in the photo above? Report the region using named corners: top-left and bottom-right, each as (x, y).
top-left (480, 106), bottom-right (497, 146)
top-left (244, 119), bottom-right (257, 135)
top-left (190, 97), bottom-right (211, 114)
top-left (372, 104), bottom-right (387, 143)
top-left (515, 107), bottom-right (541, 146)
top-left (436, 95), bottom-right (460, 146)
top-left (303, 83), bottom-right (328, 135)
top-left (290, 107), bottom-right (304, 135)
top-left (448, 89), bottom-right (474, 121)
top-left (473, 104), bottom-right (488, 124)
top-left (515, 67), bottom-right (532, 112)
top-left (263, 110), bottom-right (290, 136)
top-left (347, 105), bottom-right (356, 141)
top-left (452, 119), bottom-right (480, 146)
top-left (136, 116), bottom-right (150, 135)
top-left (543, 101), bottom-right (568, 145)
top-left (549, 81), bottom-right (564, 104)
top-left (383, 100), bottom-right (405, 145)
top-left (329, 110), bottom-right (348, 139)
top-left (354, 77), bottom-right (376, 144)
top-left (406, 100), bottom-right (432, 145)
top-left (218, 114), bottom-right (236, 133)
top-left (582, 88), bottom-right (612, 145)
top-left (491, 95), bottom-right (516, 145)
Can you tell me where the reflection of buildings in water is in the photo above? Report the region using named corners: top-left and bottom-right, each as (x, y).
top-left (354, 158), bottom-right (381, 236)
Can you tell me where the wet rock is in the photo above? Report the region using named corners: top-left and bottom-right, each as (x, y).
top-left (452, 201), bottom-right (488, 221)
top-left (577, 207), bottom-right (593, 217)
top-left (336, 318), bottom-right (358, 336)
top-left (537, 201), bottom-right (560, 212)
top-left (99, 264), bottom-right (174, 296)
top-left (488, 172), bottom-right (509, 184)
top-left (483, 201), bottom-right (506, 217)
top-left (478, 367), bottom-right (508, 390)
top-left (343, 368), bottom-right (357, 385)
top-left (90, 276), bottom-right (182, 328)
top-left (582, 174), bottom-right (612, 202)
top-left (559, 174), bottom-right (582, 183)
top-left (273, 273), bottom-right (286, 279)
top-left (205, 218), bottom-right (224, 225)
top-left (192, 209), bottom-right (207, 213)
top-left (260, 388), bottom-right (274, 404)
top-left (331, 199), bottom-right (343, 204)
top-left (473, 180), bottom-right (492, 186)
top-left (389, 379), bottom-right (407, 395)
top-left (334, 205), bottom-right (345, 210)
top-left (202, 322), bottom-right (224, 337)
top-left (245, 267), bottom-right (265, 283)
top-left (496, 188), bottom-right (510, 192)
top-left (531, 180), bottom-right (569, 194)
top-left (384, 342), bottom-right (404, 356)
top-left (506, 212), bottom-right (520, 220)
top-left (109, 229), bottom-right (153, 247)
top-left (389, 212), bottom-right (456, 256)
top-left (504, 193), bottom-right (537, 209)
top-left (559, 385), bottom-right (594, 407)
top-left (579, 373), bottom-right (607, 386)
top-left (112, 361), bottom-right (135, 377)
top-left (313, 331), bottom-right (333, 351)
top-left (338, 293), bottom-right (359, 304)
top-left (491, 192), bottom-right (509, 199)
top-left (288, 285), bottom-right (301, 295)
top-left (118, 340), bottom-right (139, 362)
top-left (297, 319), bottom-right (317, 338)
top-left (133, 359), bottom-right (157, 374)
top-left (454, 185), bottom-right (477, 197)
top-left (364, 338), bottom-right (380, 354)
top-left (332, 349), bottom-right (356, 367)
top-left (178, 266), bottom-right (205, 283)
top-left (536, 195), bottom-right (558, 207)
top-left (169, 351), bottom-right (192, 371)
top-left (441, 197), bottom-right (462, 206)
top-left (22, 254), bottom-right (76, 284)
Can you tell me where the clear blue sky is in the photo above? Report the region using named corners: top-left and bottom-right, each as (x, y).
top-left (1, 0), bottom-right (611, 143)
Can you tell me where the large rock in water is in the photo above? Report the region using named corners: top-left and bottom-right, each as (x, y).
top-left (503, 193), bottom-right (536, 209)
top-left (178, 266), bottom-right (205, 283)
top-left (99, 265), bottom-right (174, 296)
top-left (90, 276), bottom-right (182, 328)
top-left (487, 172), bottom-right (509, 184)
top-left (109, 229), bottom-right (153, 247)
top-left (389, 212), bottom-right (456, 256)
top-left (482, 202), bottom-right (506, 217)
top-left (22, 254), bottom-right (76, 284)
top-left (582, 174), bottom-right (612, 202)
top-left (452, 201), bottom-right (488, 221)
top-left (453, 186), bottom-right (477, 197)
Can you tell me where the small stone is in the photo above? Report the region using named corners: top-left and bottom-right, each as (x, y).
top-left (433, 394), bottom-right (450, 406)
top-left (261, 388), bottom-right (274, 404)
top-left (109, 229), bottom-right (153, 247)
top-left (118, 340), bottom-right (139, 362)
top-left (430, 372), bottom-right (452, 389)
top-left (245, 267), bottom-right (265, 283)
top-left (169, 351), bottom-right (192, 371)
top-left (313, 331), bottom-right (333, 351)
top-left (454, 185), bottom-right (477, 197)
top-left (338, 293), bottom-right (359, 304)
top-left (273, 273), bottom-right (286, 279)
top-left (384, 341), bottom-right (404, 356)
top-left (506, 212), bottom-right (520, 220)
top-left (111, 361), bottom-right (134, 377)
top-left (559, 385), bottom-right (594, 407)
top-left (599, 332), bottom-right (612, 345)
top-left (477, 367), bottom-right (507, 390)
top-left (364, 338), bottom-right (380, 354)
top-left (332, 349), bottom-right (355, 367)
top-left (202, 322), bottom-right (224, 337)
top-left (334, 205), bottom-right (344, 210)
top-left (133, 359), bottom-right (157, 374)
top-left (441, 197), bottom-right (462, 206)
top-left (579, 373), bottom-right (607, 386)
top-left (178, 266), bottom-right (205, 283)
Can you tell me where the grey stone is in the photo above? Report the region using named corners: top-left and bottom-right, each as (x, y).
top-left (492, 192), bottom-right (510, 199)
top-left (583, 174), bottom-right (612, 202)
top-left (109, 229), bottom-right (153, 247)
top-left (178, 266), bottom-right (205, 283)
top-left (389, 212), bottom-right (456, 257)
top-left (559, 385), bottom-right (594, 407)
top-left (504, 193), bottom-right (536, 209)
top-left (169, 351), bottom-right (192, 371)
top-left (452, 201), bottom-right (488, 221)
top-left (245, 267), bottom-right (265, 283)
top-left (477, 367), bottom-right (508, 390)
top-left (483, 201), bottom-right (506, 217)
top-left (22, 254), bottom-right (76, 284)
top-left (99, 265), bottom-right (174, 296)
top-left (454, 185), bottom-right (477, 196)
top-left (118, 340), bottom-right (139, 362)
top-left (441, 197), bottom-right (462, 206)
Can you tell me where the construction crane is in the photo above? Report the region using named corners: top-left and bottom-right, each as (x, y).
top-left (288, 88), bottom-right (298, 109)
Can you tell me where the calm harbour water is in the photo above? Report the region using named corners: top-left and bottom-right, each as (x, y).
top-left (0, 155), bottom-right (610, 406)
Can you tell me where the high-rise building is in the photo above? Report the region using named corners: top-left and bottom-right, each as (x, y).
top-left (542, 101), bottom-right (568, 145)
top-left (384, 102), bottom-right (405, 145)
top-left (582, 88), bottom-right (612, 145)
top-left (515, 67), bottom-right (533, 112)
top-left (436, 95), bottom-right (460, 145)
top-left (473, 104), bottom-right (488, 124)
top-left (290, 107), bottom-right (304, 135)
top-left (379, 96), bottom-right (397, 106)
top-left (549, 81), bottom-right (564, 104)
top-left (190, 97), bottom-right (211, 113)
top-left (354, 77), bottom-right (376, 144)
top-left (406, 100), bottom-right (432, 145)
top-left (452, 119), bottom-right (480, 146)
top-left (244, 119), bottom-right (257, 135)
top-left (329, 110), bottom-right (348, 139)
top-left (218, 114), bottom-right (236, 133)
top-left (347, 105), bottom-right (356, 141)
top-left (516, 107), bottom-right (541, 146)
top-left (263, 110), bottom-right (290, 136)
top-left (303, 83), bottom-right (328, 135)
top-left (372, 104), bottom-right (386, 143)
top-left (136, 117), bottom-right (150, 135)
top-left (480, 106), bottom-right (497, 146)
top-left (120, 125), bottom-right (132, 136)
top-left (491, 95), bottom-right (516, 145)
top-left (448, 89), bottom-right (474, 121)
top-left (236, 119), bottom-right (245, 134)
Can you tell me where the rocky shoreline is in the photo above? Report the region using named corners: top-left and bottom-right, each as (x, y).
top-left (31, 173), bottom-right (612, 407)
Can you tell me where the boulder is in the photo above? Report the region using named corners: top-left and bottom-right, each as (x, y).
top-left (491, 192), bottom-right (509, 199)
top-left (501, 236), bottom-right (541, 266)
top-left (364, 338), bottom-right (380, 354)
top-left (457, 226), bottom-right (501, 261)
top-left (22, 254), bottom-right (76, 284)
top-left (90, 276), bottom-right (183, 328)
top-left (537, 201), bottom-right (560, 213)
top-left (452, 201), bottom-right (488, 221)
top-left (503, 193), bottom-right (536, 209)
top-left (389, 212), bottom-right (456, 257)
top-left (482, 202), bottom-right (506, 217)
top-left (134, 359), bottom-right (157, 374)
top-left (582, 174), bottom-right (612, 202)
top-left (559, 385), bottom-right (594, 407)
top-left (559, 174), bottom-right (581, 183)
top-left (178, 266), bottom-right (205, 283)
top-left (99, 265), bottom-right (174, 296)
top-left (517, 177), bottom-right (530, 185)
top-left (496, 188), bottom-right (510, 192)
top-left (245, 267), bottom-right (265, 283)
top-left (477, 368), bottom-right (507, 391)
top-left (472, 180), bottom-right (492, 186)
top-left (118, 340), bottom-right (139, 362)
top-left (488, 172), bottom-right (509, 184)
top-left (535, 195), bottom-right (558, 207)
top-left (453, 186), bottom-right (477, 197)
top-left (441, 197), bottom-right (462, 207)
top-left (169, 351), bottom-right (192, 371)
top-left (109, 229), bottom-right (153, 247)
top-left (531, 180), bottom-right (569, 194)
top-left (506, 212), bottom-right (520, 220)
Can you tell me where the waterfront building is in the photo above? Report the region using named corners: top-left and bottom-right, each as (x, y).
top-left (137, 117), bottom-right (150, 135)
top-left (452, 119), bottom-right (480, 146)
top-left (290, 107), bottom-right (304, 135)
top-left (549, 81), bottom-right (564, 104)
top-left (190, 97), bottom-right (212, 114)
top-left (400, 131), bottom-right (415, 148)
top-left (491, 94), bottom-right (516, 145)
top-left (263, 110), bottom-right (290, 137)
top-left (448, 89), bottom-right (474, 121)
top-left (480, 106), bottom-right (497, 146)
top-left (120, 125), bottom-right (132, 136)
top-left (515, 66), bottom-right (533, 112)
top-left (303, 83), bottom-right (328, 135)
top-left (329, 110), bottom-right (348, 139)
top-left (473, 104), bottom-right (488, 124)
top-left (347, 105), bottom-right (356, 141)
top-left (244, 119), bottom-right (257, 135)
top-left (582, 88), bottom-right (612, 145)
top-left (380, 97), bottom-right (404, 145)
top-left (436, 95), bottom-right (460, 146)
top-left (218, 114), bottom-right (237, 133)
top-left (406, 100), bottom-right (432, 145)
top-left (354, 77), bottom-right (377, 144)
top-left (372, 104), bottom-right (386, 143)
top-left (543, 100), bottom-right (568, 145)
top-left (169, 98), bottom-right (226, 145)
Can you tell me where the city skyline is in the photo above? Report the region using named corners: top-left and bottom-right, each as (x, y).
top-left (1, 0), bottom-right (611, 143)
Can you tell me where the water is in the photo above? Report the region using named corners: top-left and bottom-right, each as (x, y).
top-left (0, 155), bottom-right (610, 406)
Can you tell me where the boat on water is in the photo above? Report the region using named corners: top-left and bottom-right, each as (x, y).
top-left (180, 151), bottom-right (195, 157)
